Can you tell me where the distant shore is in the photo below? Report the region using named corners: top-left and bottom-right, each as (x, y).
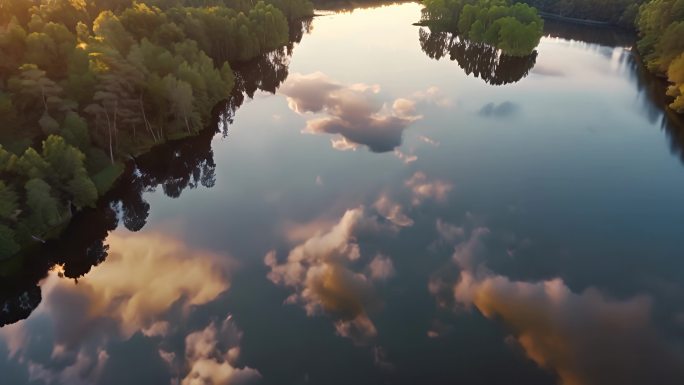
top-left (537, 11), bottom-right (613, 27)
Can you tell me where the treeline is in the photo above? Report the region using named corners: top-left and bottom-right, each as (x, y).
top-left (518, 0), bottom-right (683, 113)
top-left (637, 0), bottom-right (684, 113)
top-left (0, 0), bottom-right (313, 258)
top-left (421, 0), bottom-right (544, 56)
top-left (1, 24), bottom-right (306, 326)
top-left (517, 0), bottom-right (645, 27)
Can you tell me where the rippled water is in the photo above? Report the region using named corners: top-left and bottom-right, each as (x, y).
top-left (2, 3), bottom-right (684, 385)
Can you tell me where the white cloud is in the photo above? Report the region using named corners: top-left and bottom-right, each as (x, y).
top-left (182, 318), bottom-right (261, 385)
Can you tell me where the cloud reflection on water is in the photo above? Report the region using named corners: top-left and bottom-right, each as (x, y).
top-left (0, 232), bottom-right (257, 385)
top-left (280, 72), bottom-right (423, 153)
top-left (264, 207), bottom-right (397, 344)
top-left (430, 225), bottom-right (684, 385)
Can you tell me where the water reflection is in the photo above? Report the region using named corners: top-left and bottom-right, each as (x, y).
top-left (0, 232), bottom-right (255, 385)
top-left (429, 225), bottom-right (684, 385)
top-left (628, 54), bottom-right (684, 166)
top-left (419, 28), bottom-right (538, 86)
top-left (542, 19), bottom-right (635, 48)
top-left (0, 18), bottom-right (313, 329)
top-left (264, 207), bottom-right (391, 344)
top-left (280, 72), bottom-right (422, 152)
top-left (264, 171), bottom-right (451, 346)
top-left (3, 4), bottom-right (684, 385)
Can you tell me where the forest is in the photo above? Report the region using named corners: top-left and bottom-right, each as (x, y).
top-left (0, 21), bottom-right (307, 326)
top-left (0, 0), bottom-right (313, 259)
top-left (0, 0), bottom-right (682, 260)
top-left (517, 0), bottom-right (645, 27)
top-left (637, 0), bottom-right (684, 113)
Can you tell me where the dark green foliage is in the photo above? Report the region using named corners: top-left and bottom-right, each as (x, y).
top-left (0, 224), bottom-right (19, 259)
top-left (421, 0), bottom-right (544, 56)
top-left (517, 0), bottom-right (647, 27)
top-left (0, 0), bottom-right (313, 256)
top-left (0, 181), bottom-right (18, 219)
top-left (24, 177), bottom-right (64, 234)
top-left (637, 0), bottom-right (684, 112)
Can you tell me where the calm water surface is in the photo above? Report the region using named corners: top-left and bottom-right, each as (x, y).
top-left (2, 3), bottom-right (684, 385)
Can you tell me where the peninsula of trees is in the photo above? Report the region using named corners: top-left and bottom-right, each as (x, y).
top-left (0, 0), bottom-right (313, 258)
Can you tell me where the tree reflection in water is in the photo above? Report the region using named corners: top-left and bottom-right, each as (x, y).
top-left (418, 27), bottom-right (538, 86)
top-left (0, 19), bottom-right (312, 328)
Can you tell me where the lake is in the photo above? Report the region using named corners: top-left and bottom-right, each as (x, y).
top-left (2, 3), bottom-right (684, 385)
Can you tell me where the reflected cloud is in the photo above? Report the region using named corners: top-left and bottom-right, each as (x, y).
top-left (374, 194), bottom-right (414, 227)
top-left (0, 232), bottom-right (243, 385)
top-left (181, 317), bottom-right (260, 385)
top-left (265, 207), bottom-right (399, 344)
top-left (73, 233), bottom-right (230, 337)
top-left (405, 172), bottom-right (453, 206)
top-left (432, 226), bottom-right (684, 385)
top-left (418, 135), bottom-right (440, 147)
top-left (455, 273), bottom-right (684, 385)
top-left (478, 102), bottom-right (520, 118)
top-left (531, 65), bottom-right (566, 77)
top-left (412, 86), bottom-right (452, 107)
top-left (394, 149), bottom-right (418, 164)
top-left (435, 219), bottom-right (465, 244)
top-left (280, 72), bottom-right (421, 153)
top-left (368, 254), bottom-right (395, 281)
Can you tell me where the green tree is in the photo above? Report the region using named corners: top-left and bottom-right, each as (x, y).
top-left (0, 224), bottom-right (20, 259)
top-left (24, 177), bottom-right (64, 233)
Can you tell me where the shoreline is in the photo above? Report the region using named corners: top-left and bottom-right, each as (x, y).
top-left (537, 11), bottom-right (614, 27)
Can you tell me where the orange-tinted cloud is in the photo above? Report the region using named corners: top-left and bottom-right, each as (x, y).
top-left (265, 207), bottom-right (398, 344)
top-left (405, 172), bottom-right (453, 206)
top-left (181, 317), bottom-right (260, 385)
top-left (280, 72), bottom-right (421, 153)
top-left (0, 231), bottom-right (236, 385)
top-left (454, 272), bottom-right (684, 385)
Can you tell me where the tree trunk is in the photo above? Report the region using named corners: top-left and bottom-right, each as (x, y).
top-left (113, 101), bottom-right (119, 152)
top-left (41, 85), bottom-right (48, 114)
top-left (104, 109), bottom-right (114, 164)
top-left (139, 95), bottom-right (157, 142)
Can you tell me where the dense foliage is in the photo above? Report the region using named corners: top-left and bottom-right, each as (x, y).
top-left (0, 0), bottom-right (313, 258)
top-left (0, 19), bottom-right (308, 325)
top-left (637, 0), bottom-right (684, 112)
top-left (421, 0), bottom-right (544, 56)
top-left (517, 0), bottom-right (645, 27)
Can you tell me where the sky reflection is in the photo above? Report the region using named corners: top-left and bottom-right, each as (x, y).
top-left (279, 72), bottom-right (453, 153)
top-left (0, 232), bottom-right (257, 385)
top-left (3, 3), bottom-right (684, 385)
